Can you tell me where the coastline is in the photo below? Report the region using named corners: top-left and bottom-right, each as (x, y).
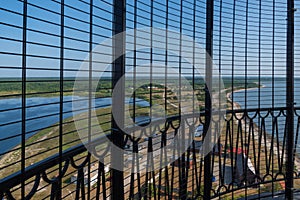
top-left (2, 83), bottom-right (300, 177)
top-left (226, 84), bottom-right (266, 104)
top-left (226, 85), bottom-right (300, 170)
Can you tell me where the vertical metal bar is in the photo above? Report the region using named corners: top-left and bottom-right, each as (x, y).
top-left (21, 0), bottom-right (27, 199)
top-left (192, 0), bottom-right (196, 121)
top-left (244, 0), bottom-right (248, 197)
top-left (230, 1), bottom-right (236, 198)
top-left (111, 0), bottom-right (126, 199)
top-left (204, 0), bottom-right (214, 199)
top-left (192, 0), bottom-right (198, 196)
top-left (217, 0), bottom-right (222, 194)
top-left (271, 0), bottom-right (276, 196)
top-left (132, 0), bottom-right (137, 127)
top-left (164, 2), bottom-right (170, 198)
top-left (286, 0), bottom-right (295, 199)
top-left (58, 0), bottom-right (64, 198)
top-left (87, 1), bottom-right (93, 199)
top-left (257, 3), bottom-right (262, 198)
top-left (164, 0), bottom-right (169, 121)
top-left (150, 0), bottom-right (153, 121)
top-left (149, 1), bottom-right (156, 198)
top-left (178, 0), bottom-right (187, 199)
top-left (244, 0), bottom-right (248, 110)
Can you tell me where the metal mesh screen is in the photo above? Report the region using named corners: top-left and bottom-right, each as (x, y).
top-left (0, 0), bottom-right (299, 199)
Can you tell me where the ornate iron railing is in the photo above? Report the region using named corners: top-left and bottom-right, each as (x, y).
top-left (1, 109), bottom-right (300, 199)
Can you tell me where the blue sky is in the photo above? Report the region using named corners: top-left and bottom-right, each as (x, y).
top-left (0, 0), bottom-right (299, 78)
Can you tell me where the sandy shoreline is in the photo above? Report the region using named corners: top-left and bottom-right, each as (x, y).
top-left (226, 84), bottom-right (266, 102)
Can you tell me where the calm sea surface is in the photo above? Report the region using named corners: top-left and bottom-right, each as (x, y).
top-left (232, 78), bottom-right (300, 150)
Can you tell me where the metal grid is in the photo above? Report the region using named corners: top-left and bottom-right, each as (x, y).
top-left (0, 0), bottom-right (299, 199)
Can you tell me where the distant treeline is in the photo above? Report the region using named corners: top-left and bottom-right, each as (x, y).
top-left (0, 76), bottom-right (268, 98)
top-left (0, 77), bottom-right (111, 97)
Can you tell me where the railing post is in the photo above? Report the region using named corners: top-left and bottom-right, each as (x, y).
top-left (204, 0), bottom-right (214, 199)
top-left (286, 0), bottom-right (295, 199)
top-left (111, 0), bottom-right (126, 199)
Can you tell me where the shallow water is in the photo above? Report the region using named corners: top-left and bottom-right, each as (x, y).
top-left (0, 96), bottom-right (150, 154)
